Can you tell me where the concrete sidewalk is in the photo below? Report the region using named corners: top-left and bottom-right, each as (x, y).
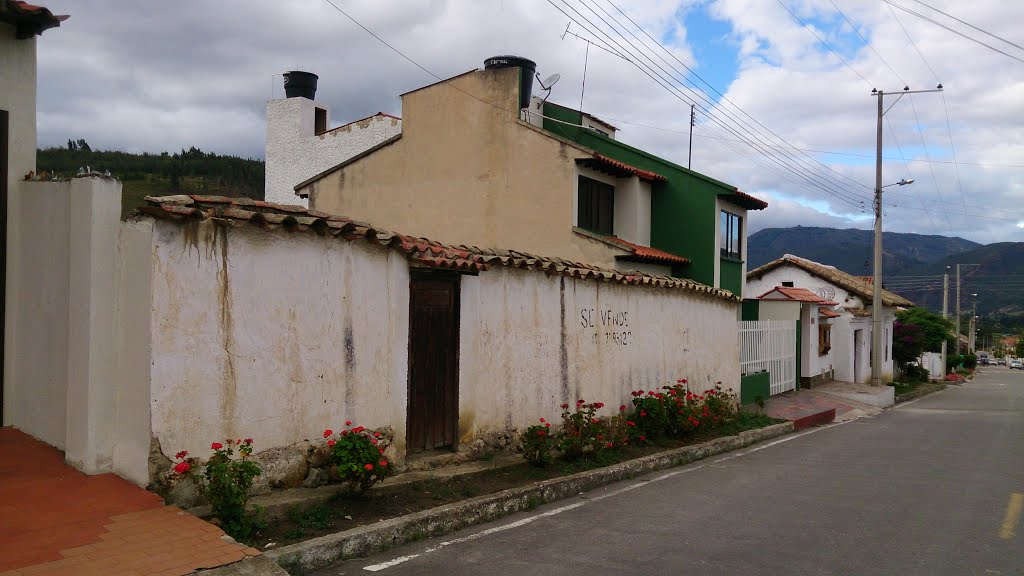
top-left (0, 427), bottom-right (267, 576)
top-left (761, 384), bottom-right (886, 429)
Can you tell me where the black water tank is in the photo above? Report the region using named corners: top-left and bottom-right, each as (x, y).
top-left (484, 56), bottom-right (536, 110)
top-left (283, 71), bottom-right (319, 99)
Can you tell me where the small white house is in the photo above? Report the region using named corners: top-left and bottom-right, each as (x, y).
top-left (747, 254), bottom-right (914, 385)
top-left (264, 71), bottom-right (402, 206)
top-left (753, 285), bottom-right (838, 387)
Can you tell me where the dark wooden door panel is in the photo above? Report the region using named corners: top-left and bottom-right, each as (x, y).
top-left (1, 109), bottom-right (7, 425)
top-left (407, 275), bottom-right (459, 453)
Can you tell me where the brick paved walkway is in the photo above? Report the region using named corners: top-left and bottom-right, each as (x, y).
top-left (0, 427), bottom-right (259, 575)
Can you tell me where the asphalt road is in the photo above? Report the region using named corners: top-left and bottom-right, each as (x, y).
top-left (315, 369), bottom-right (1024, 576)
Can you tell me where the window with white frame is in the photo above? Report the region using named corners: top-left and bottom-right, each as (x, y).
top-left (720, 210), bottom-right (742, 259)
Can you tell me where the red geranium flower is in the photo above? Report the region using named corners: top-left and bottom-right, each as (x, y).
top-left (327, 439), bottom-right (336, 447)
top-left (175, 450), bottom-right (188, 460)
top-left (638, 435), bottom-right (646, 441)
top-left (544, 422), bottom-right (551, 428)
top-left (605, 442), bottom-right (614, 448)
top-left (244, 438), bottom-right (253, 444)
top-left (323, 429), bottom-right (333, 438)
top-left (173, 461), bottom-right (191, 474)
top-left (379, 460), bottom-right (388, 467)
top-left (378, 448), bottom-right (385, 454)
top-left (560, 403), bottom-right (569, 409)
top-left (364, 463), bottom-right (374, 470)
top-left (619, 405), bottom-right (626, 411)
top-left (211, 442), bottom-right (223, 450)
top-left (345, 420), bottom-right (352, 426)
top-left (539, 418), bottom-right (546, 423)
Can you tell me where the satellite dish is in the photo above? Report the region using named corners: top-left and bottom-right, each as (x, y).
top-left (537, 73), bottom-right (561, 90)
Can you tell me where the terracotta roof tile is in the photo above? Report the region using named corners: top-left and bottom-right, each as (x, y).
top-left (719, 189), bottom-right (768, 210)
top-left (748, 254), bottom-right (914, 307)
top-left (608, 236), bottom-right (690, 265)
top-left (139, 196), bottom-right (738, 301)
top-left (2, 1), bottom-right (67, 37)
top-left (819, 307), bottom-right (840, 318)
top-left (579, 154), bottom-right (668, 182)
top-left (757, 286), bottom-right (832, 304)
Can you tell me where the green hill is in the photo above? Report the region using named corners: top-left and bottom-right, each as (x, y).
top-left (748, 226), bottom-right (980, 275)
top-left (36, 143), bottom-right (264, 218)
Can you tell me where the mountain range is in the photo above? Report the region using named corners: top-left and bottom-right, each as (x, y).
top-left (747, 227), bottom-right (1024, 320)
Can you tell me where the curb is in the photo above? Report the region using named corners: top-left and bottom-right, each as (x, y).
top-left (895, 382), bottom-right (947, 403)
top-left (265, 422), bottom-right (794, 574)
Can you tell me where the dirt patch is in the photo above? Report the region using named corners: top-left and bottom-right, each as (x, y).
top-left (248, 414), bottom-right (781, 549)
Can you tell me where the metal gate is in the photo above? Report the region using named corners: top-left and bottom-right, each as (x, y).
top-left (739, 320), bottom-right (797, 395)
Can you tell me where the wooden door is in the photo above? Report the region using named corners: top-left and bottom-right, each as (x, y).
top-left (407, 273), bottom-right (460, 454)
top-left (0, 110), bottom-right (7, 424)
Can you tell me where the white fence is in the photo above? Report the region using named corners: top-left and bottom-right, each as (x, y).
top-left (739, 320), bottom-right (797, 395)
top-left (920, 352), bottom-right (943, 380)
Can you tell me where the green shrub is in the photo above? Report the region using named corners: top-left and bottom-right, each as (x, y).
top-left (174, 439), bottom-right (263, 541)
top-left (521, 419), bottom-right (556, 467)
top-left (323, 424), bottom-right (392, 493)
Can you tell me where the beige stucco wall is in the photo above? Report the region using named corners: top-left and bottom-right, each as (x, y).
top-left (304, 68), bottom-right (627, 268)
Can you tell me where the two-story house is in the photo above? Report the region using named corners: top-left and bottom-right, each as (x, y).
top-left (294, 56), bottom-right (765, 291)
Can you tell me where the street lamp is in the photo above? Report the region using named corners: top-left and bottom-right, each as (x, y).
top-left (882, 178), bottom-right (915, 188)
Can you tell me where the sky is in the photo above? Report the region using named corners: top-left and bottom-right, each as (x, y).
top-left (31, 0), bottom-right (1024, 244)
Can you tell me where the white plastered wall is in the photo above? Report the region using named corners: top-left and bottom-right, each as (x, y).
top-left (148, 222), bottom-right (410, 459)
top-left (147, 218), bottom-right (738, 463)
top-left (264, 98), bottom-right (402, 206)
top-left (459, 266), bottom-right (740, 439)
top-left (4, 177), bottom-right (140, 477)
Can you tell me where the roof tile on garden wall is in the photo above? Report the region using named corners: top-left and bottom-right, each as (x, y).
top-left (140, 196), bottom-right (738, 301)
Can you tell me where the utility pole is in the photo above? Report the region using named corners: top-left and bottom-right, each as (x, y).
top-left (955, 264), bottom-right (961, 355)
top-left (969, 294), bottom-right (978, 354)
top-left (688, 104), bottom-right (695, 170)
top-left (871, 89), bottom-right (884, 387)
top-left (942, 267), bottom-right (949, 375)
top-left (869, 85), bottom-right (940, 387)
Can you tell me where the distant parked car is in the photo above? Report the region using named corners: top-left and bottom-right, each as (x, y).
top-left (1011, 360), bottom-right (1023, 370)
top-left (998, 359), bottom-right (1007, 365)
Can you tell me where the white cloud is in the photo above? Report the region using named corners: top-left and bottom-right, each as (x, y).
top-left (30, 0), bottom-right (1024, 244)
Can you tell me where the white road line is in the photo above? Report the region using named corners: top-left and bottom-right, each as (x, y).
top-left (361, 421), bottom-right (848, 572)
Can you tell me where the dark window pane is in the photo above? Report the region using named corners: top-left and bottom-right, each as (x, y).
top-left (578, 176), bottom-right (614, 235)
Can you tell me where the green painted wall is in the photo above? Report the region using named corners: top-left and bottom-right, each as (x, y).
top-left (542, 102), bottom-right (736, 287)
top-left (720, 258), bottom-right (743, 296)
top-left (740, 371), bottom-right (771, 405)
top-left (741, 299), bottom-right (760, 322)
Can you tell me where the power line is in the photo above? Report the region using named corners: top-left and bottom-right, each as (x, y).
top-left (825, 0), bottom-right (905, 84)
top-left (882, 0), bottom-right (1024, 65)
top-left (593, 116), bottom-right (1024, 169)
top-left (598, 0), bottom-right (877, 198)
top-left (600, 1), bottom-right (875, 202)
top-left (905, 0), bottom-right (1024, 52)
top-left (775, 0), bottom-right (874, 88)
top-left (547, 0), bottom-right (871, 209)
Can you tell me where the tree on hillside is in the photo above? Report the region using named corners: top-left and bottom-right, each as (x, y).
top-left (1015, 336), bottom-right (1024, 358)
